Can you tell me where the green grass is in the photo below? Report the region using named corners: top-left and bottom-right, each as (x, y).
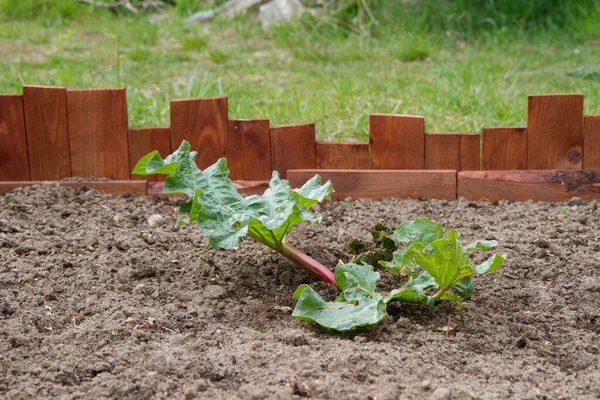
top-left (0, 5), bottom-right (599, 141)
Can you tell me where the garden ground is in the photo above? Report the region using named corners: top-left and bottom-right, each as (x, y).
top-left (1, 184), bottom-right (598, 399)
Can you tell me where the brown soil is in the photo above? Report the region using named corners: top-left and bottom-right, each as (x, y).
top-left (1, 183), bottom-right (599, 400)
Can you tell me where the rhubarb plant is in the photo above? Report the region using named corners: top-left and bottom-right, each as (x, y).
top-left (133, 141), bottom-right (336, 286)
top-left (292, 218), bottom-right (505, 331)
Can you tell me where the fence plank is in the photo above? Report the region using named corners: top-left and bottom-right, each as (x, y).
top-left (370, 114), bottom-right (425, 169)
top-left (270, 123), bottom-right (316, 178)
top-left (425, 133), bottom-right (460, 170)
top-left (0, 95), bottom-right (30, 181)
top-left (227, 119), bottom-right (271, 180)
top-left (315, 142), bottom-right (369, 169)
top-left (23, 86), bottom-right (71, 180)
top-left (482, 127), bottom-right (527, 170)
top-left (584, 115), bottom-right (600, 169)
top-left (288, 170), bottom-right (456, 200)
top-left (459, 170), bottom-right (600, 202)
top-left (128, 127), bottom-right (172, 181)
top-left (170, 97), bottom-right (228, 169)
top-left (425, 132), bottom-right (480, 170)
top-left (460, 132), bottom-right (481, 170)
top-left (527, 94), bottom-right (584, 169)
top-left (67, 89), bottom-right (129, 179)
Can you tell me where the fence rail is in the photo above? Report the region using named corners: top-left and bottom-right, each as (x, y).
top-left (1, 85), bottom-right (599, 201)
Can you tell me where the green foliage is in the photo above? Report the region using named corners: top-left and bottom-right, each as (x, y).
top-left (293, 263), bottom-right (387, 332)
top-left (133, 141), bottom-right (337, 285)
top-left (293, 218), bottom-right (505, 331)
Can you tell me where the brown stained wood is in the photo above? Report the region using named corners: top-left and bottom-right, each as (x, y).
top-left (170, 97), bottom-right (228, 169)
top-left (482, 127), bottom-right (527, 170)
top-left (425, 133), bottom-right (460, 170)
top-left (584, 115), bottom-right (600, 169)
top-left (370, 114), bottom-right (425, 169)
top-left (0, 181), bottom-right (147, 196)
top-left (458, 170), bottom-right (600, 202)
top-left (227, 119), bottom-right (271, 180)
top-left (23, 85), bottom-right (71, 180)
top-left (527, 94), bottom-right (584, 169)
top-left (67, 89), bottom-right (129, 179)
top-left (0, 95), bottom-right (30, 181)
top-left (315, 142), bottom-right (369, 169)
top-left (128, 127), bottom-right (172, 181)
top-left (287, 170), bottom-right (457, 200)
top-left (270, 123), bottom-right (316, 178)
top-left (426, 133), bottom-right (480, 171)
top-left (148, 180), bottom-right (269, 197)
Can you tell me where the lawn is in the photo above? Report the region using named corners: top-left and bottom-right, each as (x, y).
top-left (1, 5), bottom-right (599, 141)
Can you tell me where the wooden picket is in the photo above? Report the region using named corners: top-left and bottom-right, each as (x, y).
top-left (1, 85), bottom-right (599, 201)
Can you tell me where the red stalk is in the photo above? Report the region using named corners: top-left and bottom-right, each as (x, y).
top-left (278, 238), bottom-right (337, 287)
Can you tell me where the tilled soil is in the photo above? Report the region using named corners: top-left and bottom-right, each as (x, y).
top-left (0, 183), bottom-right (599, 400)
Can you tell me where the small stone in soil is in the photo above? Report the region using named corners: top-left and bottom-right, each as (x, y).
top-left (147, 214), bottom-right (166, 228)
top-left (203, 285), bottom-right (226, 299)
top-left (430, 387), bottom-right (450, 400)
top-left (534, 238), bottom-right (551, 248)
top-left (421, 380), bottom-right (432, 390)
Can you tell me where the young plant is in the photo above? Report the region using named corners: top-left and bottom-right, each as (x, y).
top-left (133, 141), bottom-right (337, 286)
top-left (293, 218), bottom-right (505, 331)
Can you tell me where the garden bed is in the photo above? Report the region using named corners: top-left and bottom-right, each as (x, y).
top-left (1, 184), bottom-right (599, 399)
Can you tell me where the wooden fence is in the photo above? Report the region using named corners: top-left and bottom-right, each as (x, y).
top-left (0, 85), bottom-right (599, 201)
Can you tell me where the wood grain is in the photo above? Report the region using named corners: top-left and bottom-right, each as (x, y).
top-left (0, 95), bottom-right (30, 181)
top-left (0, 181), bottom-right (147, 196)
top-left (67, 89), bottom-right (129, 179)
top-left (270, 123), bottom-right (316, 178)
top-left (287, 169), bottom-right (457, 200)
top-left (584, 115), bottom-right (600, 169)
top-left (425, 133), bottom-right (480, 170)
top-left (527, 94), bottom-right (584, 169)
top-left (227, 119), bottom-right (272, 180)
top-left (370, 114), bottom-right (425, 169)
top-left (23, 85), bottom-right (71, 180)
top-left (482, 127), bottom-right (527, 170)
top-left (458, 170), bottom-right (600, 202)
top-left (170, 97), bottom-right (228, 169)
top-left (128, 127), bottom-right (172, 181)
top-left (460, 132), bottom-right (481, 170)
top-left (315, 142), bottom-right (370, 169)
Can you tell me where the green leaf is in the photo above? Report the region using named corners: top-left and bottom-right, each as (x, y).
top-left (334, 262), bottom-right (380, 292)
top-left (134, 141), bottom-right (333, 251)
top-left (381, 218), bottom-right (444, 274)
top-left (406, 230), bottom-right (475, 290)
top-left (465, 240), bottom-right (498, 253)
top-left (132, 150), bottom-right (179, 177)
top-left (292, 285), bottom-right (387, 332)
top-left (439, 292), bottom-right (464, 310)
top-left (293, 263), bottom-right (387, 332)
top-left (475, 254), bottom-right (506, 275)
top-left (454, 276), bottom-right (474, 299)
top-left (393, 218), bottom-right (443, 247)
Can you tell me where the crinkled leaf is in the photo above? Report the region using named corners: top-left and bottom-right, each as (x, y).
top-left (393, 218), bottom-right (444, 247)
top-left (334, 262), bottom-right (380, 292)
top-left (132, 141), bottom-right (333, 250)
top-left (406, 230), bottom-right (476, 290)
top-left (465, 240), bottom-right (498, 253)
top-left (292, 284), bottom-right (387, 332)
top-left (381, 218), bottom-right (444, 274)
top-left (454, 276), bottom-right (475, 299)
top-left (475, 254), bottom-right (506, 275)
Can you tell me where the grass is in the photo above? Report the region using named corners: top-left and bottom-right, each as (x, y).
top-left (0, 5), bottom-right (599, 141)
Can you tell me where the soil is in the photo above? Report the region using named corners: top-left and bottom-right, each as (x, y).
top-left (1, 183), bottom-right (599, 400)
